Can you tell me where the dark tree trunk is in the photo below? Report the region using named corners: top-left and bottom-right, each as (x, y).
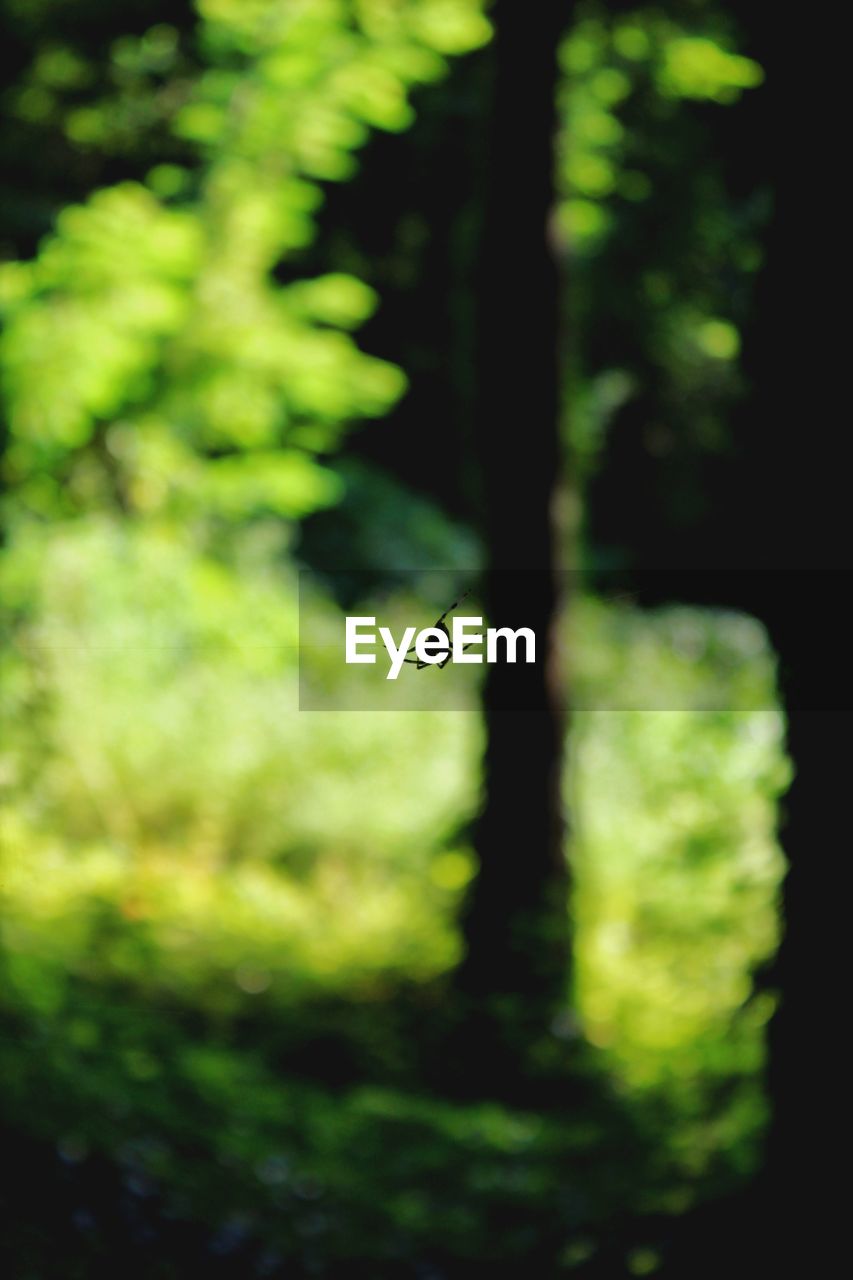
top-left (453, 0), bottom-right (573, 1088)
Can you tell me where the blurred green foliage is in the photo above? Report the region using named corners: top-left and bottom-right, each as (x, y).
top-left (0, 541), bottom-right (787, 1265)
top-left (570, 601), bottom-right (787, 1177)
top-left (0, 0), bottom-right (783, 1271)
top-left (0, 0), bottom-right (493, 528)
top-left (0, 518), bottom-right (479, 1004)
top-left (560, 8), bottom-right (762, 251)
top-left (1, 523), bottom-right (786, 1188)
top-left (558, 3), bottom-right (766, 513)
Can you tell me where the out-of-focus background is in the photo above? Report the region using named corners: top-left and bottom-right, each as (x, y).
top-left (0, 1), bottom-right (793, 1275)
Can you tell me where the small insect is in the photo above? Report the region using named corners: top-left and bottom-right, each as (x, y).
top-left (403, 590), bottom-right (473, 669)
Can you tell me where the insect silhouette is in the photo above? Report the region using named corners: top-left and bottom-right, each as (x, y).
top-left (403, 590), bottom-right (474, 670)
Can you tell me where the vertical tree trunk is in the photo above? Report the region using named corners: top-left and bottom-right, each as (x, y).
top-left (454, 0), bottom-right (572, 1088)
